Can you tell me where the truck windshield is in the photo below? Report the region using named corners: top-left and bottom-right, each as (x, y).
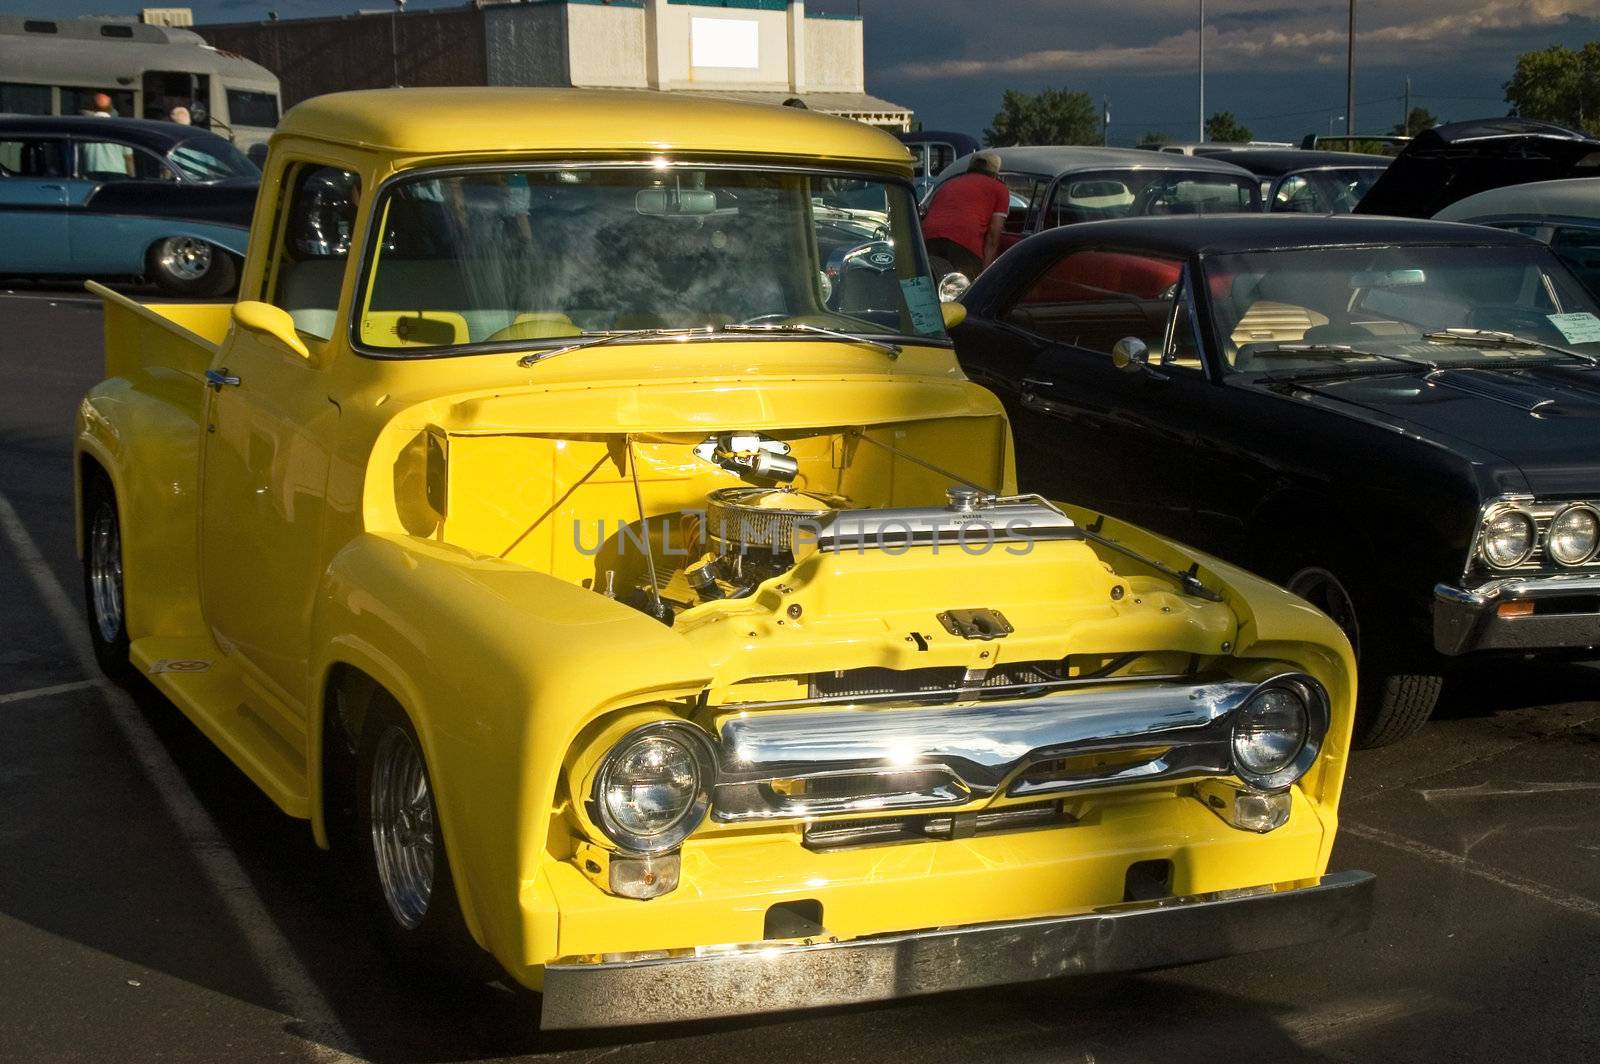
top-left (1207, 244), bottom-right (1600, 375)
top-left (354, 164), bottom-right (945, 354)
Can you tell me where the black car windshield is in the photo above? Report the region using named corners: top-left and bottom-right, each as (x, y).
top-left (355, 164), bottom-right (944, 354)
top-left (1046, 169), bottom-right (1258, 226)
top-left (1206, 244), bottom-right (1600, 375)
top-left (166, 135), bottom-right (259, 182)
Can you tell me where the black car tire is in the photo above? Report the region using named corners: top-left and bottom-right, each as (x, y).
top-left (1285, 564), bottom-right (1441, 748)
top-left (1356, 673), bottom-right (1444, 748)
top-left (356, 694), bottom-right (484, 979)
top-left (81, 472), bottom-right (131, 678)
top-left (146, 238), bottom-right (237, 298)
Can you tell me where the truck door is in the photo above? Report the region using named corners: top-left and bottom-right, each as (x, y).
top-left (197, 162), bottom-right (356, 715)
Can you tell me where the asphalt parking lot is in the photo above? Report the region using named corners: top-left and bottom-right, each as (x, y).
top-left (1, 283), bottom-right (1598, 1064)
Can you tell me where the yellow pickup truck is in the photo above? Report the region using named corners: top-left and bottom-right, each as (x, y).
top-left (75, 87), bottom-right (1371, 1027)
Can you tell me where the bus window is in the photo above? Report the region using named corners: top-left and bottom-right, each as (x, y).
top-left (226, 90), bottom-right (279, 129)
top-left (0, 83), bottom-right (51, 116)
top-left (142, 71), bottom-right (211, 125)
top-left (61, 87), bottom-right (134, 117)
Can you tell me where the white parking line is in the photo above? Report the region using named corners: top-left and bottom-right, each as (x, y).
top-left (0, 490), bottom-right (365, 1064)
top-left (0, 679), bottom-right (100, 705)
top-left (1342, 820), bottom-right (1600, 922)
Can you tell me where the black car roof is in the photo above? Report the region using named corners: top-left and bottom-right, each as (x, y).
top-left (1200, 149), bottom-right (1392, 177)
top-left (0, 114), bottom-right (223, 153)
top-left (1014, 213), bottom-right (1540, 257)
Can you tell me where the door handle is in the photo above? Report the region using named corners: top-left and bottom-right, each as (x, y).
top-left (205, 368), bottom-right (241, 390)
top-left (1019, 376), bottom-right (1056, 391)
top-left (39, 183), bottom-right (66, 191)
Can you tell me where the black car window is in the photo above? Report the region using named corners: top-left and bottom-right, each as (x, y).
top-left (1551, 225), bottom-right (1600, 297)
top-left (1004, 248), bottom-right (1183, 357)
top-left (998, 173), bottom-right (1044, 234)
top-left (0, 137), bottom-right (67, 178)
top-left (269, 163), bottom-right (362, 342)
top-left (74, 140), bottom-right (173, 182)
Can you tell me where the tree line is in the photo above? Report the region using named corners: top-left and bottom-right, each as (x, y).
top-left (978, 40), bottom-right (1593, 148)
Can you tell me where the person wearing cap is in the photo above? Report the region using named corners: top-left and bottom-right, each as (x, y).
top-left (920, 149), bottom-right (1009, 278)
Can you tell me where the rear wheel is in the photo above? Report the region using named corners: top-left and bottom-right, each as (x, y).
top-left (146, 238), bottom-right (237, 298)
top-left (1285, 565), bottom-right (1440, 748)
top-left (356, 695), bottom-right (481, 975)
top-left (81, 473), bottom-right (130, 677)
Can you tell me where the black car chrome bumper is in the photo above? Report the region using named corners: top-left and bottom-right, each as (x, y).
top-left (1434, 576), bottom-right (1600, 655)
top-left (539, 870), bottom-right (1375, 1029)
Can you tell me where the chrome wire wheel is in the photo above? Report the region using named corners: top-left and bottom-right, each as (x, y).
top-left (88, 500), bottom-right (123, 645)
top-left (156, 237), bottom-right (213, 282)
top-left (369, 725), bottom-right (435, 931)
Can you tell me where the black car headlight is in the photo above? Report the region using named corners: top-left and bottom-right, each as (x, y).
top-left (1229, 675), bottom-right (1330, 791)
top-left (1480, 505), bottom-right (1536, 568)
top-left (590, 722), bottom-right (715, 854)
top-left (1548, 505), bottom-right (1599, 566)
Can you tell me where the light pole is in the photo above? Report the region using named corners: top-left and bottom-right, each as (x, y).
top-left (1345, 0), bottom-right (1355, 135)
top-left (391, 0), bottom-right (406, 89)
top-left (1198, 0), bottom-right (1206, 141)
top-left (1330, 113), bottom-right (1344, 137)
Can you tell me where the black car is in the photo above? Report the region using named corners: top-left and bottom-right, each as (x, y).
top-left (952, 214), bottom-right (1600, 745)
top-left (0, 116), bottom-right (257, 295)
top-left (1355, 117), bottom-right (1600, 219)
top-left (1201, 148), bottom-right (1389, 214)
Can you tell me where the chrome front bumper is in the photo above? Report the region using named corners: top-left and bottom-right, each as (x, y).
top-left (540, 870), bottom-right (1375, 1029)
top-left (1434, 575), bottom-right (1600, 655)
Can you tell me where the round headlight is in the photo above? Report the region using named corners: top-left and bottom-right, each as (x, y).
top-left (1548, 506), bottom-right (1599, 566)
top-left (1481, 508), bottom-right (1535, 568)
top-left (592, 724), bottom-right (713, 854)
top-left (1230, 675), bottom-right (1329, 791)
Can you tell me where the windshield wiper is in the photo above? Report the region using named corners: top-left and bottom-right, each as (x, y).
top-left (719, 321), bottom-right (902, 359)
top-left (1422, 328), bottom-right (1600, 366)
top-left (1255, 342), bottom-right (1439, 373)
top-left (516, 327), bottom-right (704, 366)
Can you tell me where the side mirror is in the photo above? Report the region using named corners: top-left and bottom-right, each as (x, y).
top-left (1110, 336), bottom-right (1151, 373)
top-left (937, 271), bottom-right (971, 303)
top-left (233, 300), bottom-right (310, 359)
top-left (940, 302), bottom-right (967, 329)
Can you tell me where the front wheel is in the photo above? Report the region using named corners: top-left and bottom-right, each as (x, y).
top-left (146, 238), bottom-right (237, 298)
top-left (1286, 565), bottom-right (1440, 748)
top-left (81, 473), bottom-right (130, 677)
top-left (357, 696), bottom-right (482, 975)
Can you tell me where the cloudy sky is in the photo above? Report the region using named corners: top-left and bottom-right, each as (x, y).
top-left (15, 0), bottom-right (1600, 143)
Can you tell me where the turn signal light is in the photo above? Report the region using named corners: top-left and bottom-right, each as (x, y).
top-left (1497, 600), bottom-right (1535, 618)
top-left (1198, 780), bottom-right (1291, 833)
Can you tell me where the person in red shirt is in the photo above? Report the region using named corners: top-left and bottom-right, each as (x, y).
top-left (921, 150), bottom-right (1010, 279)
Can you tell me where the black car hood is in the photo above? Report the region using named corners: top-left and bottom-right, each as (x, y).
top-left (1281, 364), bottom-right (1600, 495)
top-left (1354, 118), bottom-right (1600, 218)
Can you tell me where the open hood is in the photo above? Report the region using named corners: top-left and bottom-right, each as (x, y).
top-left (1353, 117), bottom-right (1600, 219)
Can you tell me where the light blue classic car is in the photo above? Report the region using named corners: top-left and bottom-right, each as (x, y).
top-left (0, 115), bottom-right (256, 295)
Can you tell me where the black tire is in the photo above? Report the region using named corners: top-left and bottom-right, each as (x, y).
top-left (81, 472), bottom-right (131, 678)
top-left (1355, 673), bottom-right (1444, 748)
top-left (356, 694), bottom-right (483, 977)
top-left (1285, 564), bottom-right (1441, 748)
top-left (146, 238), bottom-right (237, 298)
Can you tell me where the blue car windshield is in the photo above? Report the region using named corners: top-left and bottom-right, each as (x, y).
top-left (1206, 244), bottom-right (1600, 375)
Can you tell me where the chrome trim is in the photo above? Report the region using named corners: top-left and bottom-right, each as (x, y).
top-left (712, 674), bottom-right (1329, 822)
top-left (1466, 493), bottom-right (1600, 580)
top-left (539, 870), bottom-right (1376, 1029)
top-left (588, 722), bottom-right (716, 856)
top-left (1228, 673), bottom-right (1329, 792)
top-left (716, 669), bottom-right (1193, 711)
top-left (1464, 571), bottom-right (1600, 599)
